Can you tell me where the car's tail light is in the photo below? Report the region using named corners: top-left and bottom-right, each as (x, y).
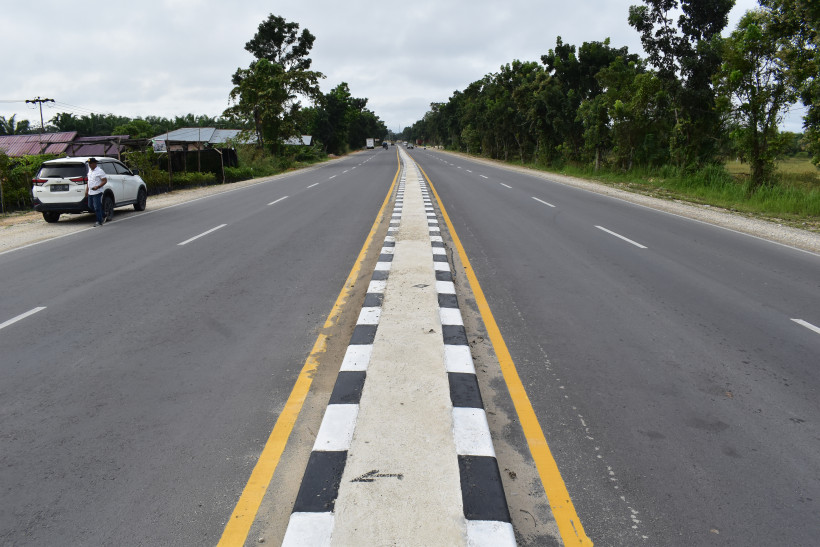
top-left (32, 178), bottom-right (47, 186)
top-left (70, 176), bottom-right (88, 183)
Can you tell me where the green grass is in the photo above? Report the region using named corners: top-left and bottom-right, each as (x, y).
top-left (522, 157), bottom-right (820, 231)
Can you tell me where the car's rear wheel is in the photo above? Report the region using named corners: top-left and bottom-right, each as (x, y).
top-left (103, 194), bottom-right (114, 222)
top-left (134, 188), bottom-right (147, 211)
top-left (42, 212), bottom-right (60, 223)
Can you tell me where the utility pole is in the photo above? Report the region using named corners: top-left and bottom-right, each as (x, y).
top-left (25, 97), bottom-right (55, 132)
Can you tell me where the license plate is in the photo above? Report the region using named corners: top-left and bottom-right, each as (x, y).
top-left (50, 184), bottom-right (69, 192)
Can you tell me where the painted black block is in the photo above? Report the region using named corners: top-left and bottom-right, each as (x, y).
top-left (292, 450), bottom-right (348, 513)
top-left (458, 455), bottom-right (511, 522)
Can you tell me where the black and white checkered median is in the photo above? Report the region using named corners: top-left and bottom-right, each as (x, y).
top-left (282, 156), bottom-right (514, 546)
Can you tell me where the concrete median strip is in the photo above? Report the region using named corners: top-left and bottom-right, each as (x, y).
top-left (282, 151), bottom-right (514, 545)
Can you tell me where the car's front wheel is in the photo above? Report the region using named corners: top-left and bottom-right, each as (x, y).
top-left (134, 188), bottom-right (147, 211)
top-left (42, 212), bottom-right (60, 223)
top-left (102, 194), bottom-right (114, 222)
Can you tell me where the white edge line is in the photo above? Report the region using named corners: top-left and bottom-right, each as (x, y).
top-left (532, 197), bottom-right (556, 208)
top-left (178, 224), bottom-right (227, 246)
top-left (791, 318), bottom-right (820, 335)
top-left (268, 196), bottom-right (289, 206)
top-left (0, 306), bottom-right (47, 331)
top-left (595, 225), bottom-right (648, 249)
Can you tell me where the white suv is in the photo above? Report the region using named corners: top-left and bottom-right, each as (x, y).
top-left (32, 156), bottom-right (148, 223)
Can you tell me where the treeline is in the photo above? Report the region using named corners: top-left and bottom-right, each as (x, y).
top-left (406, 0), bottom-right (819, 192)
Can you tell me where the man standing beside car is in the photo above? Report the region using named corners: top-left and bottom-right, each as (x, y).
top-left (86, 158), bottom-right (107, 226)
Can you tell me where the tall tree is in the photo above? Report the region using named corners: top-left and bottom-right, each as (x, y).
top-left (760, 0), bottom-right (820, 165)
top-left (715, 9), bottom-right (796, 189)
top-left (629, 0), bottom-right (734, 168)
top-left (225, 14), bottom-right (323, 152)
top-left (311, 82), bottom-right (358, 155)
top-left (244, 14), bottom-right (317, 71)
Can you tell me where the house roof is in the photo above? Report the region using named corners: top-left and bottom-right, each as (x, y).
top-left (0, 132), bottom-right (78, 156)
top-left (284, 135), bottom-right (313, 146)
top-left (151, 127), bottom-right (246, 144)
top-left (65, 135), bottom-right (130, 157)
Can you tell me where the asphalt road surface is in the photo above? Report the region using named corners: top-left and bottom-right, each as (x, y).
top-left (2, 146), bottom-right (818, 546)
top-left (0, 150), bottom-right (397, 545)
top-left (412, 148), bottom-right (820, 546)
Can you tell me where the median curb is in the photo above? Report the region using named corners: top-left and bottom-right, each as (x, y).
top-left (281, 150), bottom-right (513, 545)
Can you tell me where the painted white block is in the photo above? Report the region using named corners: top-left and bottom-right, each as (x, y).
top-left (282, 512), bottom-right (334, 547)
top-left (466, 520), bottom-right (516, 547)
top-left (452, 407), bottom-right (495, 457)
top-left (340, 344), bottom-right (373, 371)
top-left (357, 307), bottom-right (382, 325)
top-left (436, 281), bottom-right (456, 294)
top-left (445, 345), bottom-right (475, 374)
top-left (368, 280), bottom-right (388, 293)
top-left (314, 404), bottom-right (358, 451)
top-left (439, 307), bottom-right (463, 326)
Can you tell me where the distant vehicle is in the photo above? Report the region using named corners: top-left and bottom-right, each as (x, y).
top-left (31, 156), bottom-right (148, 223)
top-left (366, 138), bottom-right (375, 149)
top-left (382, 142), bottom-right (389, 149)
top-left (407, 143), bottom-right (414, 149)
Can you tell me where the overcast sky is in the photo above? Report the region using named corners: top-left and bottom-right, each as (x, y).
top-left (4, 0), bottom-right (801, 134)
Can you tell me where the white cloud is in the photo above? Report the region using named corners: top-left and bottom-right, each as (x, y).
top-left (1, 0), bottom-right (791, 132)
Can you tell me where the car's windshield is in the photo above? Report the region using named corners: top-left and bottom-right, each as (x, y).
top-left (38, 164), bottom-right (87, 178)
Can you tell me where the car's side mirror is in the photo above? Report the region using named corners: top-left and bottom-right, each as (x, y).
top-left (131, 168), bottom-right (140, 175)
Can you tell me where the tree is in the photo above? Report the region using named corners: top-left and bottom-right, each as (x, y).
top-left (244, 14), bottom-right (317, 71)
top-left (760, 0), bottom-right (820, 165)
top-left (0, 115), bottom-right (31, 135)
top-left (311, 82), bottom-right (357, 155)
top-left (715, 9), bottom-right (796, 190)
top-left (629, 0), bottom-right (734, 167)
top-left (225, 14), bottom-right (323, 152)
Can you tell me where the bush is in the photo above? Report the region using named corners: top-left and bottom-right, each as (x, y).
top-left (224, 166), bottom-right (255, 182)
top-left (1, 153), bottom-right (59, 212)
top-left (170, 171), bottom-right (216, 187)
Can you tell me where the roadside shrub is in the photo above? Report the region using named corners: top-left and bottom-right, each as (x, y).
top-left (224, 166), bottom-right (255, 182)
top-left (1, 153), bottom-right (59, 212)
top-left (171, 171), bottom-right (216, 187)
top-left (122, 149), bottom-right (167, 195)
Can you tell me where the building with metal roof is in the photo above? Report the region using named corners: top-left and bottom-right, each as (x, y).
top-left (0, 132), bottom-right (77, 156)
top-left (151, 128), bottom-right (249, 152)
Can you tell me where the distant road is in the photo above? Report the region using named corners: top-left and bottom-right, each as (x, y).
top-left (413, 148), bottom-right (820, 546)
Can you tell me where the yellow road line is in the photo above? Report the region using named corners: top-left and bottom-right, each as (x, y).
top-left (218, 152), bottom-right (401, 546)
top-left (420, 165), bottom-right (593, 546)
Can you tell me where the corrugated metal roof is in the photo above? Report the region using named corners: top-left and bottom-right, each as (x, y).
top-left (0, 132), bottom-right (77, 157)
top-left (151, 127), bottom-right (251, 151)
top-left (284, 135), bottom-right (313, 146)
top-left (211, 129), bottom-right (245, 144)
top-left (66, 135), bottom-right (130, 158)
top-left (151, 127), bottom-right (217, 143)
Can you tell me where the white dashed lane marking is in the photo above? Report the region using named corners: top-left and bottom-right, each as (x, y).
top-left (178, 224), bottom-right (227, 246)
top-left (0, 307), bottom-right (47, 331)
top-left (595, 226), bottom-right (647, 249)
